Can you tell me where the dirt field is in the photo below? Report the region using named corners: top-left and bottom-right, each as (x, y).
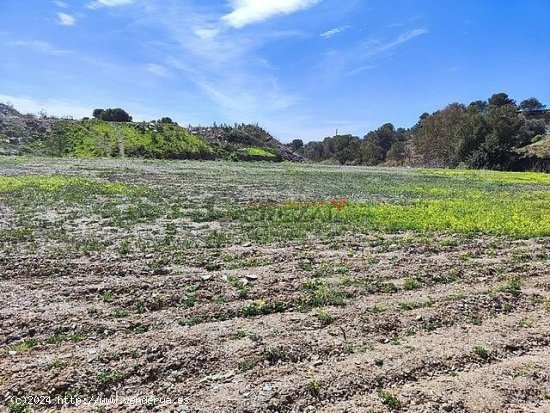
top-left (1, 157), bottom-right (549, 412)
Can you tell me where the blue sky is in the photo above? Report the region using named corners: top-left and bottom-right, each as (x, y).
top-left (1, 0), bottom-right (549, 142)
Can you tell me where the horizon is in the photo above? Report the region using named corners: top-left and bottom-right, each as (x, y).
top-left (1, 0), bottom-right (549, 142)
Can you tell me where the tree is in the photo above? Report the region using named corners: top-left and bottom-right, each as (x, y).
top-left (93, 109), bottom-right (104, 119)
top-left (466, 104), bottom-right (525, 169)
top-left (519, 97), bottom-right (546, 112)
top-left (361, 138), bottom-right (384, 166)
top-left (488, 93), bottom-right (516, 108)
top-left (92, 108), bottom-right (133, 122)
top-left (159, 117), bottom-right (174, 124)
top-left (413, 103), bottom-right (469, 167)
top-left (468, 100), bottom-right (488, 112)
top-left (386, 141), bottom-right (407, 164)
top-left (290, 139), bottom-right (304, 151)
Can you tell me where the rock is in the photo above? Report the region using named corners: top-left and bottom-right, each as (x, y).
top-left (199, 370), bottom-right (235, 383)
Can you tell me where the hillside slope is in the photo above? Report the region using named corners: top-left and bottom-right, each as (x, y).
top-left (189, 124), bottom-right (304, 162)
top-left (42, 119), bottom-right (214, 159)
top-left (0, 103), bottom-right (301, 161)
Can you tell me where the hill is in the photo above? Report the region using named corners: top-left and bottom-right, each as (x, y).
top-left (298, 93), bottom-right (550, 172)
top-left (0, 103), bottom-right (301, 162)
top-left (188, 124), bottom-right (303, 162)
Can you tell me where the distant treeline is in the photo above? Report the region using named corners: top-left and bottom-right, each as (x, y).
top-left (297, 93), bottom-right (549, 171)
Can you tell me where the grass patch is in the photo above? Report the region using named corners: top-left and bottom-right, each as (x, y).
top-left (241, 300), bottom-right (285, 317)
top-left (236, 174), bottom-right (550, 239)
top-left (378, 389), bottom-right (401, 409)
top-left (473, 345), bottom-right (490, 360)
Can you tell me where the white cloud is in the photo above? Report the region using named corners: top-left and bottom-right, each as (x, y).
top-left (194, 28), bottom-right (220, 40)
top-left (146, 63), bottom-right (169, 77)
top-left (318, 28), bottom-right (428, 81)
top-left (57, 12), bottom-right (76, 26)
top-left (87, 0), bottom-right (134, 9)
top-left (0, 95), bottom-right (91, 119)
top-left (222, 0), bottom-right (321, 29)
top-left (321, 25), bottom-right (351, 39)
top-left (53, 1), bottom-right (69, 8)
top-left (375, 28), bottom-right (428, 52)
top-left (9, 40), bottom-right (69, 56)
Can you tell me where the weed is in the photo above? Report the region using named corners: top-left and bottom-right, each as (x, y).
top-left (238, 359), bottom-right (257, 373)
top-left (316, 309), bottom-right (333, 326)
top-left (403, 277), bottom-right (422, 290)
top-left (180, 294), bottom-right (197, 309)
top-left (248, 332), bottom-right (261, 342)
top-left (378, 389), bottom-right (401, 409)
top-left (113, 309), bottom-right (129, 318)
top-left (301, 282), bottom-right (346, 309)
top-left (473, 345), bottom-right (490, 360)
top-left (100, 291), bottom-right (114, 303)
top-left (242, 300), bottom-right (285, 317)
top-left (8, 402), bottom-right (31, 413)
top-left (132, 325), bottom-right (148, 334)
top-left (398, 300), bottom-right (433, 311)
top-left (307, 380), bottom-right (321, 398)
top-left (45, 359), bottom-right (69, 370)
top-left (265, 346), bottom-right (288, 364)
top-left (178, 317), bottom-right (202, 327)
top-left (469, 317), bottom-right (483, 326)
top-left (499, 275), bottom-right (522, 295)
top-left (231, 329), bottom-right (247, 340)
top-left (12, 339), bottom-right (38, 352)
top-left (365, 280), bottom-right (398, 294)
top-left (96, 369), bottom-right (123, 391)
top-left (343, 343), bottom-right (354, 354)
top-left (134, 300), bottom-right (147, 314)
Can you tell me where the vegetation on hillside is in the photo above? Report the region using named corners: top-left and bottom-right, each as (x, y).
top-left (298, 93), bottom-right (549, 171)
top-left (34, 119), bottom-right (213, 159)
top-left (1, 105), bottom-right (299, 162)
top-left (188, 123), bottom-right (300, 161)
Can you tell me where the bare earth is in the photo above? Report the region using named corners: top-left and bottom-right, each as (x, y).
top-left (1, 158), bottom-right (549, 412)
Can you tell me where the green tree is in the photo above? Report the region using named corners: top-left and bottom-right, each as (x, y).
top-left (413, 103), bottom-right (468, 167)
top-left (361, 138), bottom-right (384, 166)
top-left (93, 109), bottom-right (104, 119)
top-left (386, 141), bottom-right (407, 164)
top-left (519, 97), bottom-right (546, 112)
top-left (290, 139), bottom-right (304, 151)
top-left (488, 92), bottom-right (516, 108)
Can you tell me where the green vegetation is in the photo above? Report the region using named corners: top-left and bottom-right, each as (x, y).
top-left (247, 146), bottom-right (276, 158)
top-left (403, 278), bottom-right (422, 291)
top-left (241, 299), bottom-right (285, 317)
top-left (43, 119), bottom-right (213, 159)
top-left (8, 402), bottom-right (31, 413)
top-left (178, 317), bottom-right (202, 327)
top-left (473, 345), bottom-right (490, 360)
top-left (499, 275), bottom-right (522, 295)
top-left (316, 308), bottom-right (333, 326)
top-left (307, 380), bottom-right (321, 398)
top-left (299, 92), bottom-right (549, 171)
top-left (96, 369), bottom-right (123, 391)
top-left (1, 104), bottom-right (297, 162)
top-left (235, 169), bottom-right (550, 239)
top-left (378, 389), bottom-right (401, 409)
top-left (238, 359), bottom-right (257, 373)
